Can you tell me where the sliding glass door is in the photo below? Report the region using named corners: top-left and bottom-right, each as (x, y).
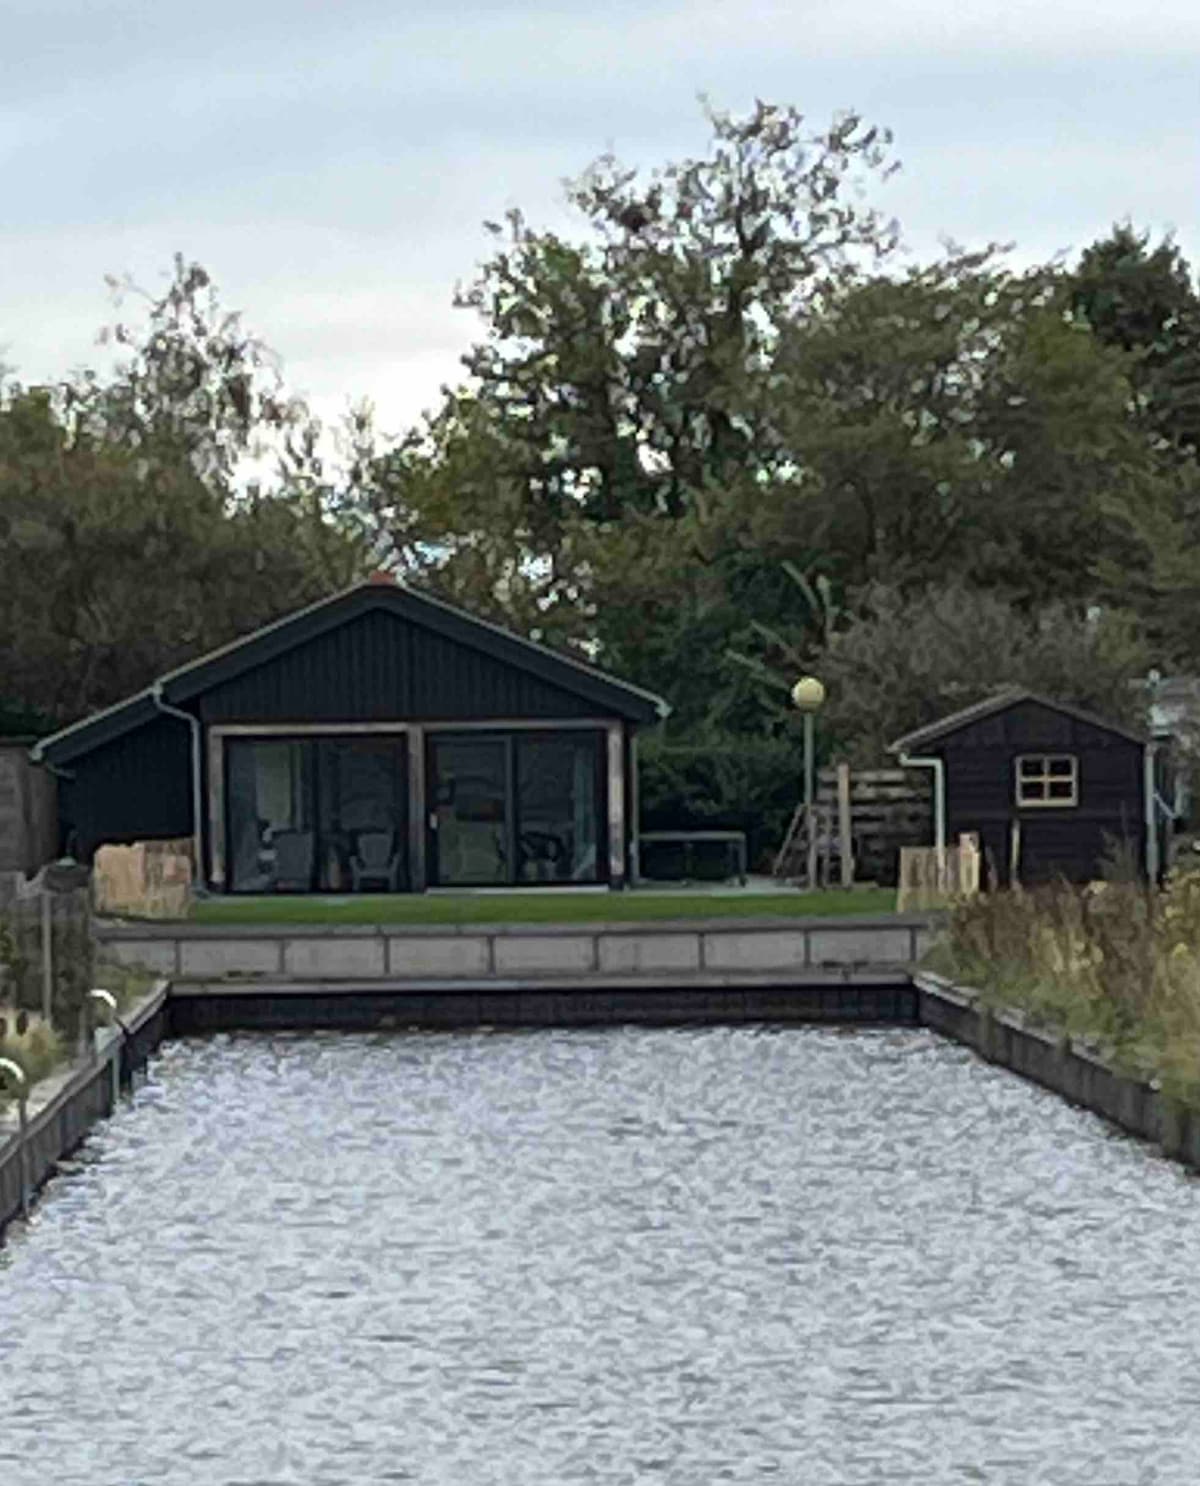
top-left (226, 735), bottom-right (408, 893)
top-left (428, 731), bottom-right (603, 887)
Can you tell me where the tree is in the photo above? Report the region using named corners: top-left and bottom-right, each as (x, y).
top-left (805, 582), bottom-right (1152, 764)
top-left (1066, 224), bottom-right (1200, 456)
top-left (366, 101), bottom-right (901, 601)
top-left (0, 263), bottom-right (369, 726)
top-left (756, 251), bottom-right (1159, 611)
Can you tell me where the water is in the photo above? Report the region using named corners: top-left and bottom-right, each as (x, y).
top-left (2, 1024), bottom-right (1200, 1484)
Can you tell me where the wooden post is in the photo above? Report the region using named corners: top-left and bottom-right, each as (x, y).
top-left (837, 762), bottom-right (853, 888)
top-left (40, 887), bottom-right (52, 1027)
top-left (1009, 819), bottom-right (1022, 888)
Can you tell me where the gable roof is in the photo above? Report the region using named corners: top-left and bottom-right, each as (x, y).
top-left (33, 578), bottom-right (670, 766)
top-left (888, 687), bottom-right (1148, 754)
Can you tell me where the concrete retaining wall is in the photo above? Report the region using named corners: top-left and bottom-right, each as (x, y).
top-left (99, 914), bottom-right (937, 984)
top-left (168, 976), bottom-right (919, 1035)
top-left (915, 971), bottom-right (1200, 1172)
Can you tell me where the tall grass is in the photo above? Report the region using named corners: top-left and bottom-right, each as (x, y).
top-left (925, 873), bottom-right (1200, 1108)
top-left (0, 1009), bottom-right (63, 1115)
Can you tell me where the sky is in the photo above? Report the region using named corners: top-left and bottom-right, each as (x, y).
top-left (3, 0), bottom-right (1198, 441)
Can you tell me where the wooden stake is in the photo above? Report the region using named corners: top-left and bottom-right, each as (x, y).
top-left (837, 762), bottom-right (853, 888)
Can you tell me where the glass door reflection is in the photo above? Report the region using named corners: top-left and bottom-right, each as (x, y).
top-left (227, 735), bottom-right (408, 894)
top-left (315, 737), bottom-right (408, 893)
top-left (429, 737), bottom-right (510, 886)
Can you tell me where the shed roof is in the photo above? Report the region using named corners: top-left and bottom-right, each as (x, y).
top-left (33, 578), bottom-right (670, 766)
top-left (888, 687), bottom-right (1148, 754)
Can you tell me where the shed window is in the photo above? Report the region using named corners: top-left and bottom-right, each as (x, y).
top-left (1015, 754), bottom-right (1078, 807)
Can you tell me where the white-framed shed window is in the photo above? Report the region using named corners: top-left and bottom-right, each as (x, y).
top-left (1015, 754), bottom-right (1078, 807)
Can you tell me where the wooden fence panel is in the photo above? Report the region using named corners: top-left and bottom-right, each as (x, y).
top-left (94, 839), bottom-right (193, 920)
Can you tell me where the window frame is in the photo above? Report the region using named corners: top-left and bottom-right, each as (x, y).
top-left (1014, 753), bottom-right (1079, 809)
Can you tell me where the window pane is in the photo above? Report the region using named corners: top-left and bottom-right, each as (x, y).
top-left (516, 734), bottom-right (601, 884)
top-left (316, 738), bottom-right (407, 893)
top-left (1048, 758), bottom-right (1074, 777)
top-left (228, 741), bottom-right (315, 892)
top-left (1019, 758), bottom-right (1041, 778)
top-left (432, 738), bottom-right (509, 885)
top-left (1048, 779), bottom-right (1074, 800)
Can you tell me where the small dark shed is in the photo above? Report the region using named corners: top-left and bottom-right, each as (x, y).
top-left (31, 576), bottom-right (669, 894)
top-left (889, 689), bottom-right (1165, 886)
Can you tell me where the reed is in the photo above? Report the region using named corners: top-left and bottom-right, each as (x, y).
top-left (926, 870), bottom-right (1200, 1108)
top-left (0, 1008), bottom-right (63, 1114)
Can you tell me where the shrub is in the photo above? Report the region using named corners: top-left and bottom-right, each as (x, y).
top-left (637, 730), bottom-right (807, 871)
top-left (926, 873), bottom-right (1200, 1108)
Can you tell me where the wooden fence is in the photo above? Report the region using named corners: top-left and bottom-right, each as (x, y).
top-left (815, 767), bottom-right (932, 886)
top-left (771, 766), bottom-right (932, 887)
top-left (93, 839), bottom-right (193, 920)
top-left (896, 835), bottom-right (982, 912)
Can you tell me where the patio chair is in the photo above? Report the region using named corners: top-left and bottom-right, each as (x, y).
top-left (272, 829), bottom-right (315, 891)
top-left (350, 830), bottom-right (402, 891)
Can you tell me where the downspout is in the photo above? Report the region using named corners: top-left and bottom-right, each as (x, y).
top-left (26, 744), bottom-right (75, 862)
top-left (898, 752), bottom-right (946, 856)
top-left (151, 682), bottom-right (204, 887)
top-left (1144, 741), bottom-right (1159, 885)
top-left (629, 729), bottom-right (640, 886)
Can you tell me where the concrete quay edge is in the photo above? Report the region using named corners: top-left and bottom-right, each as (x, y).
top-left (96, 910), bottom-right (941, 940)
top-left (913, 971), bottom-right (1200, 1172)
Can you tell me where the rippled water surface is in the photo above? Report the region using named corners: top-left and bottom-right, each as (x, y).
top-left (4, 1025), bottom-right (1200, 1483)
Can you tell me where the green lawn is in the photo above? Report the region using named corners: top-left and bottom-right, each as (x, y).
top-left (191, 887), bottom-right (897, 926)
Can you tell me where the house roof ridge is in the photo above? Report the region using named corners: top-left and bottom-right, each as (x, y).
top-left (34, 577), bottom-right (669, 766)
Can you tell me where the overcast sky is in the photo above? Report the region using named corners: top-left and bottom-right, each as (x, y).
top-left (4, 0), bottom-right (1198, 438)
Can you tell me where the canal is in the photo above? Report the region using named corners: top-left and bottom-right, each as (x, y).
top-left (2, 1024), bottom-right (1199, 1483)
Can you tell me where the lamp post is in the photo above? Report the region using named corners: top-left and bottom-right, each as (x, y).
top-left (791, 676), bottom-right (826, 889)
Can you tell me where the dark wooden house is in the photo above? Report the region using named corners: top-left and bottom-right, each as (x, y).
top-left (31, 576), bottom-right (668, 894)
top-left (889, 689), bottom-right (1166, 886)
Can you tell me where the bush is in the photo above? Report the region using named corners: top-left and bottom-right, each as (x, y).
top-left (0, 1008), bottom-right (63, 1112)
top-left (637, 730), bottom-right (809, 871)
top-left (925, 874), bottom-right (1200, 1108)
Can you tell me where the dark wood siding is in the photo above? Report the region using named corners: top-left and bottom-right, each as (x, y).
top-left (197, 610), bottom-right (601, 725)
top-left (938, 699), bottom-right (1145, 884)
top-left (58, 715), bottom-right (192, 860)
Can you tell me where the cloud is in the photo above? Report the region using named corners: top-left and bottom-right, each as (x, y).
top-left (2, 0), bottom-right (1198, 432)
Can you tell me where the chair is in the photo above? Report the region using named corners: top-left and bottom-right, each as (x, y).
top-left (351, 830), bottom-right (401, 891)
top-left (272, 830), bottom-right (315, 891)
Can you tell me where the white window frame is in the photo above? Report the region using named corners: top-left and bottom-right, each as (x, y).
top-left (1015, 753), bottom-right (1078, 808)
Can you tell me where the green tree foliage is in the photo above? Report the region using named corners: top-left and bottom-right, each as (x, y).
top-left (455, 99), bottom-right (900, 522)
top-left (1066, 223), bottom-right (1200, 455)
top-left (808, 582), bottom-right (1152, 764)
top-left (750, 252), bottom-right (1155, 611)
top-left (1059, 227), bottom-right (1200, 667)
top-left (364, 110), bottom-right (1185, 735)
top-left (364, 101), bottom-right (902, 654)
top-left (0, 259), bottom-right (368, 726)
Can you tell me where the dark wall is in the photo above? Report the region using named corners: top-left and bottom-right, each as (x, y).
top-left (58, 715), bottom-right (192, 861)
top-left (940, 700), bottom-right (1144, 884)
top-left (198, 610), bottom-right (601, 725)
top-left (0, 744), bottom-right (58, 876)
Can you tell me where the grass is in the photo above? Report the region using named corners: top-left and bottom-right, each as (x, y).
top-left (0, 1010), bottom-right (63, 1114)
top-left (924, 871), bottom-right (1200, 1110)
top-left (191, 886), bottom-right (898, 926)
top-left (0, 956), bottom-right (160, 1115)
